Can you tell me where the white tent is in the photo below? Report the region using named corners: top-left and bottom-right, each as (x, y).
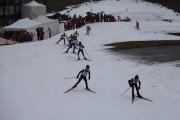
top-left (22, 1), bottom-right (46, 19)
top-left (59, 22), bottom-right (65, 33)
top-left (2, 17), bottom-right (61, 41)
top-left (3, 18), bottom-right (41, 31)
top-left (2, 18), bottom-right (42, 40)
top-left (33, 16), bottom-right (60, 39)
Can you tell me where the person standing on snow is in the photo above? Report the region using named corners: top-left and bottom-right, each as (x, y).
top-left (128, 75), bottom-right (142, 101)
top-left (65, 34), bottom-right (76, 53)
top-left (56, 33), bottom-right (67, 45)
top-left (135, 20), bottom-right (140, 30)
top-left (117, 16), bottom-right (121, 22)
top-left (64, 65), bottom-right (95, 93)
top-left (73, 31), bottom-right (79, 41)
top-left (86, 25), bottom-right (91, 35)
top-left (77, 41), bottom-right (87, 60)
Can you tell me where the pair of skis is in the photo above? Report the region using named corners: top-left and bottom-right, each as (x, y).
top-left (61, 51), bottom-right (92, 61)
top-left (64, 77), bottom-right (95, 93)
top-left (75, 58), bottom-right (91, 61)
top-left (132, 96), bottom-right (153, 103)
top-left (64, 88), bottom-right (96, 93)
top-left (121, 87), bottom-right (153, 103)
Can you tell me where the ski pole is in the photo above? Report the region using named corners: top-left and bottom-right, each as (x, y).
top-left (84, 49), bottom-right (91, 59)
top-left (120, 87), bottom-right (130, 96)
top-left (78, 37), bottom-right (84, 42)
top-left (74, 52), bottom-right (77, 59)
top-left (60, 45), bottom-right (68, 52)
top-left (56, 39), bottom-right (61, 44)
top-left (79, 36), bottom-right (83, 41)
top-left (64, 77), bottom-right (77, 80)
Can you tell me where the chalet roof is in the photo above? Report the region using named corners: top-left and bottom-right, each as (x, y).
top-left (23, 1), bottom-right (45, 6)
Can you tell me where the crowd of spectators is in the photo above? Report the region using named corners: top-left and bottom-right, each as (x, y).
top-left (64, 12), bottom-right (116, 30)
top-left (3, 30), bottom-right (33, 43)
top-left (1, 12), bottom-right (132, 43)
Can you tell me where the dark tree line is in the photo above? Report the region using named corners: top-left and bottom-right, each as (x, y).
top-left (36, 0), bottom-right (100, 12)
top-left (145, 0), bottom-right (180, 13)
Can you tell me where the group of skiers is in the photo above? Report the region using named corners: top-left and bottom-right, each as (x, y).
top-left (56, 29), bottom-right (94, 92)
top-left (65, 63), bottom-right (144, 102)
top-left (57, 27), bottom-right (92, 60)
top-left (56, 26), bottom-right (151, 103)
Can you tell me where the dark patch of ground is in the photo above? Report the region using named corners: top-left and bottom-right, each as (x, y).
top-left (145, 0), bottom-right (180, 13)
top-left (37, 0), bottom-right (99, 12)
top-left (105, 40), bottom-right (180, 64)
top-left (168, 33), bottom-right (180, 37)
top-left (105, 40), bottom-right (180, 50)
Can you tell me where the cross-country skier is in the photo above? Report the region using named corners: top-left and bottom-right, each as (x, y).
top-left (77, 41), bottom-right (87, 60)
top-left (73, 31), bottom-right (79, 40)
top-left (128, 75), bottom-right (142, 101)
top-left (64, 65), bottom-right (95, 93)
top-left (65, 34), bottom-right (77, 53)
top-left (86, 25), bottom-right (91, 35)
top-left (56, 33), bottom-right (67, 45)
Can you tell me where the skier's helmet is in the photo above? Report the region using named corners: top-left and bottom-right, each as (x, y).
top-left (79, 41), bottom-right (82, 44)
top-left (135, 75), bottom-right (139, 79)
top-left (86, 65), bottom-right (90, 69)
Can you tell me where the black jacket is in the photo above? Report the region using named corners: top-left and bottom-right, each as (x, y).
top-left (77, 69), bottom-right (90, 79)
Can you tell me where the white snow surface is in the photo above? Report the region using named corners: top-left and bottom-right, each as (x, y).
top-left (1, 0), bottom-right (180, 120)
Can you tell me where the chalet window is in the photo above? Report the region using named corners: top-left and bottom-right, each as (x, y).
top-left (5, 6), bottom-right (9, 15)
top-left (0, 7), bottom-right (3, 15)
top-left (15, 5), bottom-right (20, 13)
top-left (9, 6), bottom-right (14, 15)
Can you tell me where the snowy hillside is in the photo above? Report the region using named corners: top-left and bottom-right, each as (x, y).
top-left (1, 0), bottom-right (180, 120)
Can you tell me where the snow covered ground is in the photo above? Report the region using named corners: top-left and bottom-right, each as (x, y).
top-left (1, 0), bottom-right (180, 120)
